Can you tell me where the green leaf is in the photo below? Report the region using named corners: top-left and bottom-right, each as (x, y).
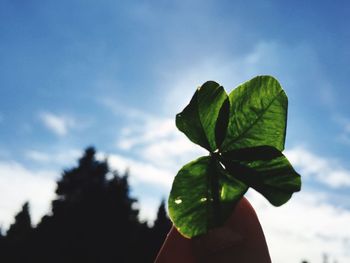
top-left (170, 76), bottom-right (301, 238)
top-left (168, 156), bottom-right (248, 238)
top-left (222, 146), bottom-right (301, 206)
top-left (176, 81), bottom-right (228, 152)
top-left (215, 97), bottom-right (230, 150)
top-left (221, 76), bottom-right (288, 152)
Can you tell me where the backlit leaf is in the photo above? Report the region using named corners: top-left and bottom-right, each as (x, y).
top-left (168, 76), bottom-right (301, 238)
top-left (221, 76), bottom-right (287, 152)
top-left (176, 81), bottom-right (228, 152)
top-left (222, 146), bottom-right (301, 206)
top-left (168, 156), bottom-right (248, 238)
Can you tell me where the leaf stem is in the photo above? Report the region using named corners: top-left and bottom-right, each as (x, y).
top-left (210, 153), bottom-right (221, 227)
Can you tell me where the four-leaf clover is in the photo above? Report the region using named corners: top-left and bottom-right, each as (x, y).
top-left (168, 75), bottom-right (301, 238)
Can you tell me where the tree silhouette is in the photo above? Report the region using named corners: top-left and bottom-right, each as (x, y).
top-left (3, 202), bottom-right (33, 262)
top-left (31, 147), bottom-right (160, 262)
top-left (6, 202), bottom-right (32, 243)
top-left (0, 227), bottom-right (4, 243)
top-left (0, 146), bottom-right (172, 263)
top-left (0, 227), bottom-right (5, 257)
top-left (154, 200), bottom-right (172, 231)
top-left (151, 199), bottom-right (172, 258)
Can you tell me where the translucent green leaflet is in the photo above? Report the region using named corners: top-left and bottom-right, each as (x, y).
top-left (168, 76), bottom-right (301, 238)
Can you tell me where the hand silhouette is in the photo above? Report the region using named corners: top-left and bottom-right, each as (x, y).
top-left (155, 197), bottom-right (271, 263)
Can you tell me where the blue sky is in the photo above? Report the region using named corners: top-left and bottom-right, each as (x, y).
top-left (1, 0), bottom-right (350, 262)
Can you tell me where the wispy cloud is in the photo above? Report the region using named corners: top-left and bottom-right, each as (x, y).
top-left (97, 152), bottom-right (173, 189)
top-left (117, 118), bottom-right (175, 150)
top-left (286, 146), bottom-right (350, 188)
top-left (39, 112), bottom-right (76, 136)
top-left (116, 115), bottom-right (206, 170)
top-left (25, 148), bottom-right (81, 166)
top-left (99, 97), bottom-right (152, 121)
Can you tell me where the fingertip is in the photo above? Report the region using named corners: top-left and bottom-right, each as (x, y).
top-left (155, 226), bottom-right (195, 263)
top-left (225, 197), bottom-right (271, 262)
top-left (156, 197), bottom-right (271, 263)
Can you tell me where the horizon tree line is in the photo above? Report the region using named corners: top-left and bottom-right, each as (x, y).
top-left (0, 146), bottom-right (171, 263)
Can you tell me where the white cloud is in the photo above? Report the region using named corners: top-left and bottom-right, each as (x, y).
top-left (25, 148), bottom-right (81, 166)
top-left (98, 152), bottom-right (173, 189)
top-left (117, 118), bottom-right (175, 150)
top-left (285, 146), bottom-right (350, 188)
top-left (0, 161), bottom-right (57, 230)
top-left (139, 135), bottom-right (197, 168)
top-left (135, 197), bottom-right (161, 226)
top-left (99, 97), bottom-right (152, 121)
top-left (39, 112), bottom-right (76, 136)
top-left (116, 115), bottom-right (206, 170)
top-left (248, 190), bottom-right (350, 263)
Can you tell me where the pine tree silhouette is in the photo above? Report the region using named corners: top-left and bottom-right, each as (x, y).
top-left (1, 146), bottom-right (172, 263)
top-left (150, 199), bottom-right (172, 259)
top-left (5, 202), bottom-right (33, 262)
top-left (154, 200), bottom-right (172, 231)
top-left (0, 227), bottom-right (5, 256)
top-left (0, 227), bottom-right (4, 242)
top-left (6, 202), bottom-right (32, 243)
top-left (31, 147), bottom-right (152, 263)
